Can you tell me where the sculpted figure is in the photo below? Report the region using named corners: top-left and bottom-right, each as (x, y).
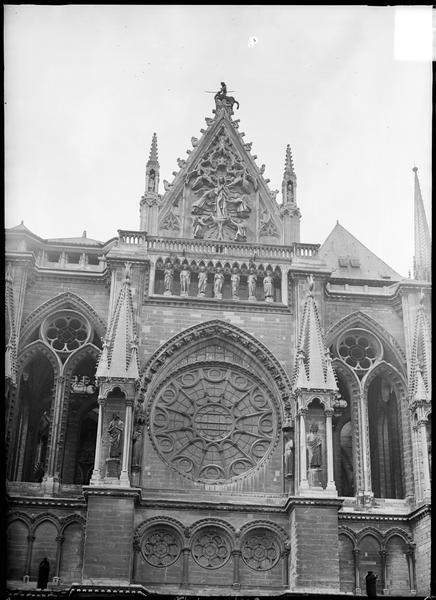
top-left (285, 437), bottom-right (294, 477)
top-left (248, 268), bottom-right (257, 300)
top-left (148, 171), bottom-right (155, 192)
top-left (180, 265), bottom-right (191, 296)
top-left (132, 428), bottom-right (143, 467)
top-left (108, 413), bottom-right (124, 459)
top-left (306, 423), bottom-right (322, 468)
top-left (198, 265), bottom-right (208, 296)
top-left (286, 180), bottom-right (294, 202)
top-left (164, 263), bottom-right (174, 295)
top-left (263, 272), bottom-right (273, 301)
top-left (231, 268), bottom-right (240, 299)
top-left (214, 267), bottom-right (224, 298)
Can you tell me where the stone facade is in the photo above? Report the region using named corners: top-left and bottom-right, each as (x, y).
top-left (5, 91), bottom-right (431, 596)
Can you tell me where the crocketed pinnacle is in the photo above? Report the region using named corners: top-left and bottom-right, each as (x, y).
top-left (413, 167), bottom-right (431, 281)
top-left (408, 293), bottom-right (431, 401)
top-left (5, 264), bottom-right (17, 385)
top-left (293, 276), bottom-right (338, 392)
top-left (147, 133), bottom-right (159, 167)
top-left (284, 144), bottom-right (296, 177)
top-left (96, 266), bottom-right (139, 381)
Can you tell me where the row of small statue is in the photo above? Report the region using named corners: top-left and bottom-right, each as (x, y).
top-left (162, 263), bottom-right (275, 301)
top-left (284, 423), bottom-right (322, 481)
top-left (71, 375), bottom-right (96, 395)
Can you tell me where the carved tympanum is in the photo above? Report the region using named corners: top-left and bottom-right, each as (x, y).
top-left (149, 364), bottom-right (278, 483)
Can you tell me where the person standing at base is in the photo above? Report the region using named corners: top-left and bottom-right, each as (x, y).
top-left (365, 570), bottom-right (377, 597)
top-left (37, 557), bottom-right (50, 590)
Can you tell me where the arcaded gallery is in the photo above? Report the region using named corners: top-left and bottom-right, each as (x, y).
top-left (5, 89), bottom-right (431, 597)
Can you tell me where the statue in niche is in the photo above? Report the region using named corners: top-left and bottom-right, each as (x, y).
top-left (231, 268), bottom-right (240, 299)
top-left (33, 410), bottom-right (51, 482)
top-left (214, 267), bottom-right (224, 299)
top-left (131, 428), bottom-right (143, 467)
top-left (263, 272), bottom-right (274, 302)
top-left (285, 437), bottom-right (294, 477)
top-left (108, 413), bottom-right (124, 459)
top-left (148, 171), bottom-right (155, 192)
top-left (180, 265), bottom-right (191, 296)
top-left (198, 265), bottom-right (208, 296)
top-left (307, 423), bottom-right (322, 468)
top-left (163, 263), bottom-right (174, 295)
top-left (286, 180), bottom-right (294, 202)
top-left (248, 268), bottom-right (257, 300)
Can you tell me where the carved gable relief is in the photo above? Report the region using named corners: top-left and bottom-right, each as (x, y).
top-left (258, 205), bottom-right (279, 240)
top-left (160, 208), bottom-right (180, 232)
top-left (185, 128), bottom-right (258, 242)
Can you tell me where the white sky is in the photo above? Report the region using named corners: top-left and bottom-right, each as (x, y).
top-left (4, 5), bottom-right (432, 277)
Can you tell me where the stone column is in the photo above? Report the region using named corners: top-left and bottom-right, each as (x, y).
top-left (379, 550), bottom-right (388, 595)
top-left (90, 397), bottom-right (105, 484)
top-left (299, 410), bottom-right (309, 491)
top-left (353, 548), bottom-right (361, 594)
top-left (281, 267), bottom-right (289, 306)
top-left (44, 375), bottom-right (66, 492)
top-left (281, 545), bottom-right (290, 588)
top-left (325, 409), bottom-right (337, 494)
top-left (418, 418), bottom-right (431, 500)
top-left (232, 549), bottom-right (241, 589)
top-left (411, 423), bottom-right (421, 501)
top-left (359, 390), bottom-right (373, 500)
top-left (148, 259), bottom-right (156, 297)
top-left (119, 400), bottom-right (133, 486)
top-left (24, 534), bottom-right (35, 579)
top-left (181, 547), bottom-right (190, 588)
top-left (406, 546), bottom-right (416, 594)
top-left (54, 535), bottom-right (64, 579)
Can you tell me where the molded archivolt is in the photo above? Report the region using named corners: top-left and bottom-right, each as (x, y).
top-left (19, 292), bottom-right (107, 351)
top-left (140, 319), bottom-right (292, 412)
top-left (326, 310), bottom-right (407, 372)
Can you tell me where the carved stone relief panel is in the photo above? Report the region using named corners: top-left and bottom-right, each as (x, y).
top-left (241, 528), bottom-right (281, 571)
top-left (141, 526), bottom-right (182, 567)
top-left (191, 528), bottom-right (232, 569)
top-left (149, 363), bottom-right (279, 483)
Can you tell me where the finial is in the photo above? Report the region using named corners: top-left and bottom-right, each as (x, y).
top-left (21, 220), bottom-right (24, 225)
top-left (284, 144), bottom-right (295, 176)
top-left (148, 133), bottom-right (159, 164)
top-left (82, 230), bottom-right (87, 238)
top-left (412, 166), bottom-right (418, 173)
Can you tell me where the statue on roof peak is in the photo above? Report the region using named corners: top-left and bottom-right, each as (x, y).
top-left (212, 81), bottom-right (239, 112)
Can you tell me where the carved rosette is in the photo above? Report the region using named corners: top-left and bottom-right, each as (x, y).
top-left (149, 363), bottom-right (279, 483)
top-left (191, 529), bottom-right (231, 569)
top-left (241, 529), bottom-right (280, 571)
top-left (141, 527), bottom-right (181, 567)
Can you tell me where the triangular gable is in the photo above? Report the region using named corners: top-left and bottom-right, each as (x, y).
top-left (409, 297), bottom-right (431, 400)
top-left (158, 104), bottom-right (283, 244)
top-left (319, 222), bottom-right (402, 281)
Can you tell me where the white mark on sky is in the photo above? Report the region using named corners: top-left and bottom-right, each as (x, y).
top-left (248, 36), bottom-right (258, 48)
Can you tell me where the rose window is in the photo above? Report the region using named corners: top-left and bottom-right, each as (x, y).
top-left (241, 529), bottom-right (280, 571)
top-left (149, 364), bottom-right (279, 483)
top-left (336, 329), bottom-right (382, 372)
top-left (141, 527), bottom-right (181, 567)
top-left (191, 529), bottom-right (231, 569)
top-left (42, 311), bottom-right (91, 353)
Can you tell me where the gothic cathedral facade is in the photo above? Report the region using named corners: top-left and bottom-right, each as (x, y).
top-left (5, 91), bottom-right (431, 597)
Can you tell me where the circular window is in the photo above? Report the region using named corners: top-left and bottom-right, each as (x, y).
top-left (241, 528), bottom-right (281, 571)
top-left (149, 363), bottom-right (279, 483)
top-left (141, 527), bottom-right (181, 567)
top-left (336, 329), bottom-right (382, 372)
top-left (42, 311), bottom-right (91, 353)
top-left (191, 528), bottom-right (231, 569)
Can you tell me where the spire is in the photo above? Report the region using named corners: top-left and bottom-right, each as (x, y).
top-left (96, 263), bottom-right (139, 381)
top-left (280, 144), bottom-right (300, 243)
top-left (408, 291), bottom-right (431, 404)
top-left (293, 275), bottom-right (338, 392)
top-left (145, 133), bottom-right (160, 195)
top-left (413, 167), bottom-right (431, 281)
top-left (284, 144), bottom-right (296, 178)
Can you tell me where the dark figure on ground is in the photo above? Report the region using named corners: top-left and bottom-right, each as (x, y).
top-left (365, 570), bottom-right (377, 597)
top-left (37, 557), bottom-right (50, 589)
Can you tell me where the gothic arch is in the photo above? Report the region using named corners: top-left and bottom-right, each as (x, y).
top-left (19, 291), bottom-right (107, 351)
top-left (239, 519), bottom-right (288, 542)
top-left (17, 340), bottom-right (62, 377)
top-left (361, 361), bottom-right (408, 398)
top-left (189, 518), bottom-right (237, 539)
top-left (384, 527), bottom-right (412, 547)
top-left (338, 526), bottom-right (357, 548)
top-left (31, 513), bottom-right (61, 535)
top-left (140, 319), bottom-right (292, 413)
top-left (134, 516), bottom-right (186, 544)
top-left (7, 512), bottom-right (32, 531)
top-left (62, 343), bottom-right (101, 378)
top-left (356, 527), bottom-right (384, 548)
top-left (326, 310), bottom-right (407, 372)
top-left (59, 514), bottom-right (86, 535)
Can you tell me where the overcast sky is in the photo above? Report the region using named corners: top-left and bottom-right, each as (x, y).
top-left (4, 5), bottom-right (432, 277)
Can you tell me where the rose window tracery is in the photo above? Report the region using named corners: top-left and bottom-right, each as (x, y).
top-left (241, 529), bottom-right (280, 571)
top-left (141, 527), bottom-right (181, 567)
top-left (336, 329), bottom-right (382, 372)
top-left (149, 363), bottom-right (279, 483)
top-left (191, 529), bottom-right (231, 569)
top-left (41, 311), bottom-right (91, 353)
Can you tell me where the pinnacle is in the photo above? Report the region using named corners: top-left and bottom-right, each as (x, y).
top-left (148, 132), bottom-right (159, 164)
top-left (284, 144), bottom-right (295, 176)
